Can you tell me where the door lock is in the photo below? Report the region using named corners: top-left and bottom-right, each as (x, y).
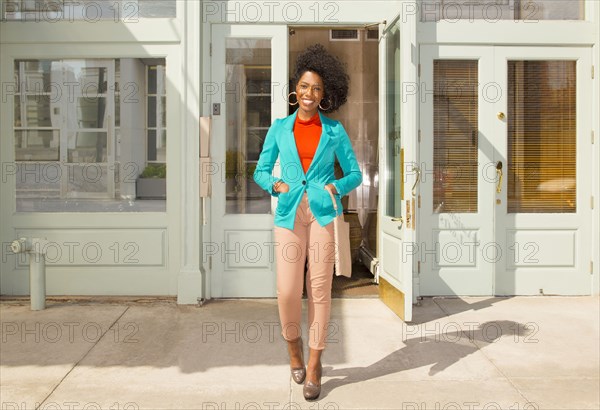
top-left (497, 112), bottom-right (505, 120)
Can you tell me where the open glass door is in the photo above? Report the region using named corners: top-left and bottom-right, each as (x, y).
top-left (210, 25), bottom-right (288, 297)
top-left (377, 16), bottom-right (413, 321)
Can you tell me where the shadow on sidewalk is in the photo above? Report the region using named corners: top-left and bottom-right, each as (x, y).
top-left (319, 320), bottom-right (533, 400)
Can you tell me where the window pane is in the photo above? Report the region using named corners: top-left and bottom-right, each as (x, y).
top-left (147, 129), bottom-right (157, 161)
top-left (68, 132), bottom-right (107, 163)
top-left (508, 61), bottom-right (576, 213)
top-left (66, 164), bottom-right (109, 196)
top-left (15, 130), bottom-right (59, 161)
top-left (137, 0), bottom-right (176, 18)
top-left (16, 60), bottom-right (53, 93)
top-left (147, 96), bottom-right (157, 128)
top-left (385, 20), bottom-right (402, 218)
top-left (226, 38), bottom-right (272, 214)
top-left (148, 66), bottom-right (157, 94)
top-left (76, 97), bottom-right (108, 129)
top-left (156, 130), bottom-right (166, 163)
top-left (161, 96), bottom-right (167, 126)
top-left (420, 0), bottom-right (584, 21)
top-left (433, 60), bottom-right (478, 213)
top-left (3, 0), bottom-right (176, 20)
top-left (14, 58), bottom-right (167, 212)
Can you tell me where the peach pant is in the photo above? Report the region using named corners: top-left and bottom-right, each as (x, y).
top-left (273, 192), bottom-right (335, 350)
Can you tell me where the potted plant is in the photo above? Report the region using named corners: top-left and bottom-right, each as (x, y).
top-left (136, 163), bottom-right (166, 199)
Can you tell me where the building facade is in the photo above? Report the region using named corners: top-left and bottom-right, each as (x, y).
top-left (1, 0), bottom-right (598, 321)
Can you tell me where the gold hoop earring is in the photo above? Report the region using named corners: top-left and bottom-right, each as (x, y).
top-left (288, 91), bottom-right (298, 106)
top-left (319, 98), bottom-right (332, 111)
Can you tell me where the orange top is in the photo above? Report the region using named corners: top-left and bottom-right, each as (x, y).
top-left (293, 112), bottom-right (322, 173)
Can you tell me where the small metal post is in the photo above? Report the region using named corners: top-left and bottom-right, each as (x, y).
top-left (11, 238), bottom-right (48, 311)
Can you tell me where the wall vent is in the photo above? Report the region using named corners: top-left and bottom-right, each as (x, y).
top-left (366, 29), bottom-right (379, 40)
top-left (330, 29), bottom-right (359, 41)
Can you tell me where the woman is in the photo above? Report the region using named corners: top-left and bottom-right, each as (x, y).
top-left (253, 44), bottom-right (362, 400)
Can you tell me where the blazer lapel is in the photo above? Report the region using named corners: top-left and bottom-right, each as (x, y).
top-left (283, 110), bottom-right (304, 172)
top-left (305, 111), bottom-right (331, 176)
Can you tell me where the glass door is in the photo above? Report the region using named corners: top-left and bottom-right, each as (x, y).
top-left (210, 25), bottom-right (288, 297)
top-left (494, 47), bottom-right (592, 295)
top-left (59, 60), bottom-right (116, 199)
top-left (419, 46), bottom-right (496, 296)
top-left (419, 46), bottom-right (593, 296)
top-left (377, 16), bottom-right (414, 321)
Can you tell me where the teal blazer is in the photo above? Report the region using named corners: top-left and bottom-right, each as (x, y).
top-left (253, 110), bottom-right (362, 230)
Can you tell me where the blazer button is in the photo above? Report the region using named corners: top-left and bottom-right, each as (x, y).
top-left (302, 180), bottom-right (306, 185)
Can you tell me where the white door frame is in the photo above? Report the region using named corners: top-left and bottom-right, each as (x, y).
top-left (209, 24), bottom-right (288, 297)
top-left (201, 1), bottom-right (419, 304)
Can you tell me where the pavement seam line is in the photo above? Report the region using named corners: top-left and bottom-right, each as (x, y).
top-left (35, 306), bottom-right (132, 410)
top-left (432, 298), bottom-right (534, 405)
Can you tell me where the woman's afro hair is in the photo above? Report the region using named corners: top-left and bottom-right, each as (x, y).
top-left (293, 44), bottom-right (349, 113)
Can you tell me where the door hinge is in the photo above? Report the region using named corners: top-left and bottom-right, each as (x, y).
top-left (418, 63), bottom-right (421, 78)
top-left (592, 130), bottom-right (595, 144)
top-left (591, 196), bottom-right (595, 210)
top-left (210, 43), bottom-right (212, 57)
top-left (208, 255), bottom-right (212, 270)
top-left (418, 129), bottom-right (421, 143)
top-left (592, 65), bottom-right (595, 79)
top-left (418, 195), bottom-right (421, 208)
top-left (590, 261), bottom-right (594, 275)
top-left (417, 261), bottom-right (421, 274)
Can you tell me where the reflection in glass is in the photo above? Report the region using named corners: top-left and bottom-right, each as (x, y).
top-left (433, 60), bottom-right (478, 213)
top-left (146, 64), bottom-right (167, 165)
top-left (226, 38), bottom-right (272, 214)
top-left (76, 97), bottom-right (107, 129)
top-left (3, 1), bottom-right (176, 20)
top-left (137, 0), bottom-right (176, 18)
top-left (13, 58), bottom-right (167, 212)
top-left (385, 21), bottom-right (402, 218)
top-left (420, 0), bottom-right (584, 21)
top-left (148, 96), bottom-right (157, 128)
top-left (66, 164), bottom-right (108, 197)
top-left (508, 61), bottom-right (576, 213)
top-left (68, 132), bottom-right (107, 163)
top-left (15, 130), bottom-right (59, 161)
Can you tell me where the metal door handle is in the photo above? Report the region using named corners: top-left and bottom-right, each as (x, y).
top-left (496, 161), bottom-right (503, 193)
top-left (391, 217), bottom-right (403, 230)
top-left (411, 165), bottom-right (421, 197)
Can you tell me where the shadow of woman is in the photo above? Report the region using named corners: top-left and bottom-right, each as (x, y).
top-left (319, 320), bottom-right (534, 399)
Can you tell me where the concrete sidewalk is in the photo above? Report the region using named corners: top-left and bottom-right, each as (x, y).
top-left (1, 296), bottom-right (598, 410)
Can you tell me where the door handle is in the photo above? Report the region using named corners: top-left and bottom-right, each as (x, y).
top-left (391, 217), bottom-right (404, 230)
top-left (496, 161), bottom-right (503, 193)
top-left (411, 165), bottom-right (421, 197)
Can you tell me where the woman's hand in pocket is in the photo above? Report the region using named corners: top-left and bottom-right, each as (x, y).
top-left (274, 181), bottom-right (290, 193)
top-left (324, 184), bottom-right (338, 195)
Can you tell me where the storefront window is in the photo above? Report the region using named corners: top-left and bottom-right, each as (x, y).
top-left (13, 58), bottom-right (168, 212)
top-left (420, 0), bottom-right (585, 22)
top-left (3, 0), bottom-right (176, 21)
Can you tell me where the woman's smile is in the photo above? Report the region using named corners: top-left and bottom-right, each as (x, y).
top-left (296, 70), bottom-right (324, 120)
